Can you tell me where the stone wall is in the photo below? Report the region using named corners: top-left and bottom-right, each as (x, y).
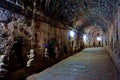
top-left (105, 6), bottom-right (120, 77)
top-left (113, 6), bottom-right (120, 74)
top-left (0, 7), bottom-right (83, 79)
top-left (0, 7), bottom-right (32, 78)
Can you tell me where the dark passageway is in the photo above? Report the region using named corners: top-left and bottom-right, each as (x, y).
top-left (0, 0), bottom-right (120, 80)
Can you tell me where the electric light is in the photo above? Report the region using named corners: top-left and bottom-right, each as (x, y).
top-left (70, 30), bottom-right (75, 38)
top-left (97, 36), bottom-right (102, 41)
top-left (83, 34), bottom-right (87, 44)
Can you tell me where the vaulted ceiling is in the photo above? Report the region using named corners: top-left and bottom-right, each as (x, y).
top-left (1, 0), bottom-right (120, 31)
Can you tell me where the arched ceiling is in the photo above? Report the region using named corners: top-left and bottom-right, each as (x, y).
top-left (2, 0), bottom-right (120, 30)
top-left (87, 15), bottom-right (107, 32)
top-left (84, 25), bottom-right (103, 34)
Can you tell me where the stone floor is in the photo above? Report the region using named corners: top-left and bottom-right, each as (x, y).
top-left (26, 47), bottom-right (118, 80)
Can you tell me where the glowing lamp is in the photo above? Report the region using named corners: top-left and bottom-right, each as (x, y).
top-left (97, 37), bottom-right (102, 41)
top-left (70, 30), bottom-right (75, 38)
top-left (83, 34), bottom-right (87, 43)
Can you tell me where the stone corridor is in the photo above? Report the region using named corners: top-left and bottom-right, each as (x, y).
top-left (27, 47), bottom-right (118, 80)
top-left (0, 1), bottom-right (120, 80)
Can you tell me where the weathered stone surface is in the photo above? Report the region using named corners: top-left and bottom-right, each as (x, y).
top-left (0, 8), bottom-right (32, 73)
top-left (0, 7), bottom-right (83, 79)
top-left (0, 8), bottom-right (20, 23)
top-left (0, 9), bottom-right (11, 22)
top-left (105, 6), bottom-right (120, 78)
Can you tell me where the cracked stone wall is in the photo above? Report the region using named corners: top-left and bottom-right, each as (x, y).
top-left (0, 7), bottom-right (32, 74)
top-left (0, 7), bottom-right (82, 78)
top-left (106, 6), bottom-right (120, 76)
top-left (113, 6), bottom-right (120, 74)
